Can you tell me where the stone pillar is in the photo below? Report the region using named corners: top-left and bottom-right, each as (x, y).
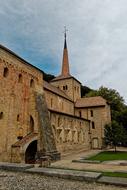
top-left (35, 92), bottom-right (61, 161)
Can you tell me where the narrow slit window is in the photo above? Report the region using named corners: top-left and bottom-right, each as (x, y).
top-left (17, 114), bottom-right (20, 122)
top-left (3, 67), bottom-right (9, 77)
top-left (90, 110), bottom-right (93, 117)
top-left (92, 122), bottom-right (95, 129)
top-left (0, 112), bottom-right (3, 119)
top-left (18, 74), bottom-right (23, 83)
top-left (30, 79), bottom-right (34, 88)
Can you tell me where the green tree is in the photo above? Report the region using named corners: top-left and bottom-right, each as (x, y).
top-left (104, 121), bottom-right (127, 151)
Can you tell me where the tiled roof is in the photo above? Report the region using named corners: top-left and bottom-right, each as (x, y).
top-left (51, 74), bottom-right (72, 81)
top-left (43, 81), bottom-right (72, 101)
top-left (51, 74), bottom-right (81, 84)
top-left (75, 96), bottom-right (107, 108)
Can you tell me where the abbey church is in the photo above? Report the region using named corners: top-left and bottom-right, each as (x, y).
top-left (0, 34), bottom-right (111, 163)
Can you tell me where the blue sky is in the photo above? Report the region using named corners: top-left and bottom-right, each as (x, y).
top-left (0, 0), bottom-right (127, 102)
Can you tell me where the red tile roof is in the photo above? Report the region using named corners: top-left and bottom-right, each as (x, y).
top-left (75, 96), bottom-right (107, 108)
top-left (51, 74), bottom-right (81, 84)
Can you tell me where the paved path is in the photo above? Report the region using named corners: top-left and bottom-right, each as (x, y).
top-left (51, 148), bottom-right (127, 172)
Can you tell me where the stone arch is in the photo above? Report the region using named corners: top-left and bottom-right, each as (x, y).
top-left (52, 124), bottom-right (56, 136)
top-left (25, 140), bottom-right (37, 164)
top-left (56, 128), bottom-right (62, 143)
top-left (64, 129), bottom-right (70, 142)
top-left (11, 134), bottom-right (38, 163)
top-left (52, 124), bottom-right (57, 143)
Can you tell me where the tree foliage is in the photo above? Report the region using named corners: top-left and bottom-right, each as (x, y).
top-left (104, 121), bottom-right (127, 151)
top-left (43, 72), bottom-right (55, 82)
top-left (81, 85), bottom-right (92, 97)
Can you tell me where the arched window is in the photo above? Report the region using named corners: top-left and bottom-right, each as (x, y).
top-left (29, 115), bottom-right (34, 133)
top-left (17, 114), bottom-right (20, 122)
top-left (3, 67), bottom-right (9, 77)
top-left (30, 79), bottom-right (34, 88)
top-left (0, 112), bottom-right (3, 119)
top-left (18, 74), bottom-right (23, 83)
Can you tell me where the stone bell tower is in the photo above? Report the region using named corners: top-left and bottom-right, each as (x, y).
top-left (50, 28), bottom-right (81, 102)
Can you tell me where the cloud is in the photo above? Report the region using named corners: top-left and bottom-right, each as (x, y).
top-left (0, 0), bottom-right (127, 102)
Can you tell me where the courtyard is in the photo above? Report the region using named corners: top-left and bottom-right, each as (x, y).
top-left (51, 148), bottom-right (127, 176)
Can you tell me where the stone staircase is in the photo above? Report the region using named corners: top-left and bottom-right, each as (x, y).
top-left (11, 133), bottom-right (38, 163)
top-left (12, 133), bottom-right (38, 148)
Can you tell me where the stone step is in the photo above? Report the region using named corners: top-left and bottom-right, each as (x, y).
top-left (98, 176), bottom-right (127, 186)
top-left (0, 162), bottom-right (34, 172)
top-left (26, 167), bottom-right (102, 181)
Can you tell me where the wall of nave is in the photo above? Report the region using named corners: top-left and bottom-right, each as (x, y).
top-left (44, 88), bottom-right (74, 115)
top-left (49, 112), bottom-right (90, 152)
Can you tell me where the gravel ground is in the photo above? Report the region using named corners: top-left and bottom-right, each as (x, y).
top-left (0, 170), bottom-right (126, 190)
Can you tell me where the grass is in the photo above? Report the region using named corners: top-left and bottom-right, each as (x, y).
top-left (87, 151), bottom-right (127, 162)
top-left (103, 172), bottom-right (127, 178)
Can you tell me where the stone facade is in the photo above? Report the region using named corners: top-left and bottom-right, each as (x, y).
top-left (0, 35), bottom-right (111, 163)
top-left (75, 97), bottom-right (111, 148)
top-left (0, 46), bottom-right (43, 162)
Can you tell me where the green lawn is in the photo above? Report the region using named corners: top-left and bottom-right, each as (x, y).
top-left (103, 171), bottom-right (127, 178)
top-left (87, 151), bottom-right (127, 162)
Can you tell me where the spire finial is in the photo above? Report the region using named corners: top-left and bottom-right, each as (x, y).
top-left (64, 26), bottom-right (68, 39)
top-left (64, 26), bottom-right (68, 49)
top-left (61, 26), bottom-right (70, 76)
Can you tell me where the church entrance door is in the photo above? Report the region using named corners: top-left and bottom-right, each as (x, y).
top-left (92, 138), bottom-right (99, 149)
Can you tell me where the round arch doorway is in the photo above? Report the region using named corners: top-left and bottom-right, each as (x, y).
top-left (25, 140), bottom-right (37, 164)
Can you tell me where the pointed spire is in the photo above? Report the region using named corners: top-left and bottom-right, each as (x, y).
top-left (61, 27), bottom-right (70, 76)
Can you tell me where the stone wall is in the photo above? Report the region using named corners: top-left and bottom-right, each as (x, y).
top-left (50, 77), bottom-right (81, 102)
top-left (50, 111), bottom-right (90, 152)
top-left (0, 47), bottom-right (43, 162)
top-left (44, 89), bottom-right (74, 115)
top-left (75, 105), bottom-right (111, 148)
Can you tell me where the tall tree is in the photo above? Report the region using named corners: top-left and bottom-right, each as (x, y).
top-left (104, 121), bottom-right (127, 151)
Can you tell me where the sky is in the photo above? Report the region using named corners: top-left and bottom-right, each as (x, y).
top-left (0, 0), bottom-right (127, 102)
